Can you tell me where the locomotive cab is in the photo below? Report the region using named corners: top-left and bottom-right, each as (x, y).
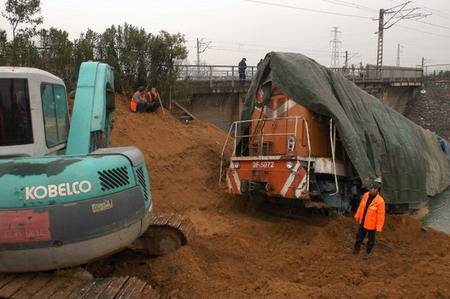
top-left (223, 83), bottom-right (360, 212)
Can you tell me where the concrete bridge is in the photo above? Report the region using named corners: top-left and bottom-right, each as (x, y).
top-left (176, 64), bottom-right (423, 131)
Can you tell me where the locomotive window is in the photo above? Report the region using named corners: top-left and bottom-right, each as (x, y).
top-left (0, 79), bottom-right (33, 146)
top-left (41, 83), bottom-right (69, 148)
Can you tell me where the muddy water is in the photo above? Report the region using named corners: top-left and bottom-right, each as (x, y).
top-left (422, 187), bottom-right (450, 234)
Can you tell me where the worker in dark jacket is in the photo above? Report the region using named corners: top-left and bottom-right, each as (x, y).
top-left (238, 58), bottom-right (247, 85)
top-left (352, 181), bottom-right (385, 259)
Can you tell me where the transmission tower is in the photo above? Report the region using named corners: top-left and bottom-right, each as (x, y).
top-left (374, 1), bottom-right (429, 72)
top-left (330, 27), bottom-right (341, 68)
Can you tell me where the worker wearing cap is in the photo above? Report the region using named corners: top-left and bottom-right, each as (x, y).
top-left (352, 181), bottom-right (385, 259)
top-left (130, 86), bottom-right (150, 113)
top-left (238, 58), bottom-right (247, 85)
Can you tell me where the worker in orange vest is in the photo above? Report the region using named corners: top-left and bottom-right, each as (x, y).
top-left (146, 87), bottom-right (161, 113)
top-left (130, 86), bottom-right (150, 113)
top-left (352, 181), bottom-right (385, 259)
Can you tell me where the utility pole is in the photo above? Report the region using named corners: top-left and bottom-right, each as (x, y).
top-left (421, 57), bottom-right (425, 75)
top-left (330, 27), bottom-right (341, 68)
top-left (345, 51), bottom-right (349, 69)
top-left (396, 44), bottom-right (403, 66)
top-left (376, 9), bottom-right (384, 70)
top-left (374, 2), bottom-right (428, 75)
top-left (196, 38), bottom-right (211, 78)
top-left (196, 38), bottom-right (211, 66)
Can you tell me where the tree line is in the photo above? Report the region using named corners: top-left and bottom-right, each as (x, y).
top-left (1, 24), bottom-right (189, 97)
top-left (1, 0), bottom-right (190, 102)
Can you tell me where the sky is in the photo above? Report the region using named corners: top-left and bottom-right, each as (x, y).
top-left (0, 0), bottom-right (449, 70)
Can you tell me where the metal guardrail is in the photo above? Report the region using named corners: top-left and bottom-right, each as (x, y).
top-left (328, 65), bottom-right (423, 82)
top-left (177, 65), bottom-right (257, 81)
top-left (176, 64), bottom-right (423, 85)
top-left (176, 65), bottom-right (257, 89)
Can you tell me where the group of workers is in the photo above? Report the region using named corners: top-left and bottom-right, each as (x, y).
top-left (130, 86), bottom-right (161, 113)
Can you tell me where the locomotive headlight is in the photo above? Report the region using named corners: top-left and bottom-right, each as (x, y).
top-left (286, 160), bottom-right (294, 170)
top-left (287, 136), bottom-right (295, 151)
top-left (231, 161), bottom-right (240, 169)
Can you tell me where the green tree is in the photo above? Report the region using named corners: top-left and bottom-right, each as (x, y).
top-left (13, 33), bottom-right (39, 67)
top-left (36, 28), bottom-right (74, 88)
top-left (98, 23), bottom-right (152, 94)
top-left (0, 30), bottom-right (9, 65)
top-left (73, 30), bottom-right (97, 66)
top-left (2, 0), bottom-right (43, 65)
top-left (71, 29), bottom-right (99, 90)
top-left (147, 31), bottom-right (188, 105)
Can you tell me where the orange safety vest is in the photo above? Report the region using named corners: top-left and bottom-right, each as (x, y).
top-left (130, 98), bottom-right (137, 112)
top-left (147, 91), bottom-right (158, 103)
top-left (130, 91), bottom-right (145, 112)
top-left (354, 192), bottom-right (385, 232)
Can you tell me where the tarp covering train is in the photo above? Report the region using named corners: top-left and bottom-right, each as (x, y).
top-left (236, 52), bottom-right (449, 207)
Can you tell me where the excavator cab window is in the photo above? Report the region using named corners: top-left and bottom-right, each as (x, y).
top-left (0, 79), bottom-right (33, 146)
top-left (41, 83), bottom-right (69, 148)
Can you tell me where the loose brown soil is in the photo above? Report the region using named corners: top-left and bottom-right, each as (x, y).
top-left (87, 95), bottom-right (450, 298)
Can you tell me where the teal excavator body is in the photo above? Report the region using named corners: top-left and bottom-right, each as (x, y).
top-left (0, 62), bottom-right (152, 272)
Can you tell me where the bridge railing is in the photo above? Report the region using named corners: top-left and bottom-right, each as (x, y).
top-left (329, 65), bottom-right (423, 83)
top-left (176, 64), bottom-right (423, 87)
top-left (176, 65), bottom-right (257, 87)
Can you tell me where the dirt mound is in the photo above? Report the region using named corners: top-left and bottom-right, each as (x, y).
top-left (88, 95), bottom-right (450, 298)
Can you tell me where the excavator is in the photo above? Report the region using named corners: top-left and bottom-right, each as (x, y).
top-left (0, 61), bottom-right (193, 273)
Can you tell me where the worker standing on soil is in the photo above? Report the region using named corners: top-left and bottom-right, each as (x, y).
top-left (352, 181), bottom-right (385, 259)
top-left (130, 86), bottom-right (151, 113)
top-left (147, 87), bottom-right (161, 113)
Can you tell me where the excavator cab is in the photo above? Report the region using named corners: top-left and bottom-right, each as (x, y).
top-left (0, 68), bottom-right (69, 157)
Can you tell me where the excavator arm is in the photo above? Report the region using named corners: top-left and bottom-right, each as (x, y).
top-left (66, 61), bottom-right (115, 155)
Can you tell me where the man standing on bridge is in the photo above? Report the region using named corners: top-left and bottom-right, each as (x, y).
top-left (352, 181), bottom-right (385, 259)
top-left (238, 58), bottom-right (247, 85)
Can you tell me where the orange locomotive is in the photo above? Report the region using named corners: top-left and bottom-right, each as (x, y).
top-left (223, 84), bottom-right (359, 212)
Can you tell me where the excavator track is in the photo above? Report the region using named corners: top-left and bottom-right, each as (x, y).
top-left (131, 213), bottom-right (195, 255)
top-left (0, 273), bottom-right (160, 298)
top-left (0, 213), bottom-right (194, 298)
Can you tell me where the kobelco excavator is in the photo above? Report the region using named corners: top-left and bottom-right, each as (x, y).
top-left (0, 62), bottom-right (193, 272)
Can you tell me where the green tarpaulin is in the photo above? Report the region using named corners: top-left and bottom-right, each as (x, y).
top-left (240, 52), bottom-right (449, 205)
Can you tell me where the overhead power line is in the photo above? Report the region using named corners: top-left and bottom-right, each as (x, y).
top-left (244, 0), bottom-right (372, 19)
top-left (396, 24), bottom-right (450, 38)
top-left (412, 19), bottom-right (450, 30)
top-left (404, 1), bottom-right (450, 20)
top-left (320, 0), bottom-right (377, 13)
top-left (246, 0), bottom-right (448, 33)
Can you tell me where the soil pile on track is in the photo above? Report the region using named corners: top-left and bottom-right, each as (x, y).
top-left (88, 95), bottom-right (450, 298)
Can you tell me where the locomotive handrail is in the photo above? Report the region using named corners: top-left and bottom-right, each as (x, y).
top-left (219, 116), bottom-right (312, 192)
top-left (329, 119), bottom-right (339, 197)
top-left (303, 118), bottom-right (312, 196)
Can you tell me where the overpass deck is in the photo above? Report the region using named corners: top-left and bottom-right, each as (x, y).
top-left (178, 64), bottom-right (423, 94)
